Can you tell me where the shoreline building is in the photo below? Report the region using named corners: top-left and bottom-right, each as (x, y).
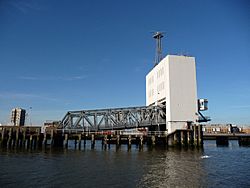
top-left (11, 108), bottom-right (26, 126)
top-left (146, 55), bottom-right (208, 133)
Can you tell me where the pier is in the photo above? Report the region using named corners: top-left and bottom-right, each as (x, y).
top-left (0, 124), bottom-right (206, 149)
top-left (2, 125), bottom-right (250, 150)
top-left (203, 133), bottom-right (250, 146)
top-left (0, 126), bottom-right (42, 149)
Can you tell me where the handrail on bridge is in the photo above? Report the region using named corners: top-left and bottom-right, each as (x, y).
top-left (54, 129), bottom-right (168, 137)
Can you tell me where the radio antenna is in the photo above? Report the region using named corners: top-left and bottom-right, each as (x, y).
top-left (153, 32), bottom-right (165, 66)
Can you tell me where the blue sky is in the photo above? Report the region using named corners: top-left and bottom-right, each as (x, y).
top-left (0, 0), bottom-right (249, 125)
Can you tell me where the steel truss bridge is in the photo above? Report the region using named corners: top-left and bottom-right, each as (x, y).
top-left (59, 105), bottom-right (166, 131)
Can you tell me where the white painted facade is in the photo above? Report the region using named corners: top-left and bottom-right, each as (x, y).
top-left (146, 55), bottom-right (198, 133)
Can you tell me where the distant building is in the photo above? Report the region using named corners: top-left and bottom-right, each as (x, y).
top-left (202, 124), bottom-right (243, 134)
top-left (11, 108), bottom-right (26, 126)
top-left (41, 120), bottom-right (60, 133)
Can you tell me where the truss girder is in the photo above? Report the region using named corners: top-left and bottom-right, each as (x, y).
top-left (59, 105), bottom-right (166, 131)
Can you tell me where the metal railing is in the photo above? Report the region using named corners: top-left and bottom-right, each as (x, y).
top-left (54, 129), bottom-right (168, 137)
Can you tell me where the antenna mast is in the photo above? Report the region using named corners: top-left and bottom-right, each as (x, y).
top-left (153, 32), bottom-right (164, 66)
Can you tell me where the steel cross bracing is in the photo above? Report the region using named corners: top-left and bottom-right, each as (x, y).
top-left (59, 105), bottom-right (166, 131)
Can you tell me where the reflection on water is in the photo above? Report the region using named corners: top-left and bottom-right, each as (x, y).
top-left (0, 140), bottom-right (249, 188)
top-left (137, 148), bottom-right (205, 187)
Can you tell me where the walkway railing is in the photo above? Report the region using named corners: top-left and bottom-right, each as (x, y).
top-left (55, 129), bottom-right (168, 137)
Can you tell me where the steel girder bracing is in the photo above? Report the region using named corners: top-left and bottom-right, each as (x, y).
top-left (59, 105), bottom-right (166, 131)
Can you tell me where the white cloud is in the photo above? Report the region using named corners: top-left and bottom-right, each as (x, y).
top-left (0, 92), bottom-right (58, 102)
top-left (9, 0), bottom-right (43, 14)
top-left (18, 76), bottom-right (40, 80)
top-left (18, 75), bottom-right (88, 81)
top-left (229, 105), bottom-right (250, 109)
top-left (63, 76), bottom-right (87, 81)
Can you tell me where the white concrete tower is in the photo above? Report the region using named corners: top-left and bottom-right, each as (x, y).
top-left (146, 55), bottom-right (198, 133)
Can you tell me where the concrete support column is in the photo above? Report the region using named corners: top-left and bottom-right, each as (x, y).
top-left (216, 136), bottom-right (229, 146)
top-left (127, 135), bottom-right (131, 150)
top-left (83, 134), bottom-right (86, 147)
top-left (26, 133), bottom-right (30, 149)
top-left (104, 135), bottom-right (108, 145)
top-left (7, 128), bottom-right (13, 148)
top-left (187, 131), bottom-right (190, 146)
top-left (166, 135), bottom-right (171, 146)
top-left (1, 128), bottom-right (6, 146)
top-left (36, 129), bottom-right (40, 148)
top-left (43, 133), bottom-right (47, 149)
top-left (29, 135), bottom-right (33, 149)
top-left (180, 130), bottom-right (184, 146)
top-left (238, 137), bottom-right (250, 146)
top-left (140, 136), bottom-right (144, 147)
top-left (50, 129), bottom-right (54, 147)
top-left (198, 125), bottom-right (202, 147)
top-left (116, 135), bottom-right (120, 146)
top-left (91, 134), bottom-right (95, 148)
top-left (173, 132), bottom-right (177, 146)
top-left (138, 135), bottom-right (143, 150)
top-left (64, 134), bottom-right (68, 148)
top-left (78, 134), bottom-right (81, 150)
top-left (151, 135), bottom-right (156, 146)
top-left (33, 135), bottom-right (37, 149)
top-left (128, 135), bottom-right (132, 148)
top-left (22, 129), bottom-right (26, 148)
top-left (102, 135), bottom-right (108, 150)
top-left (15, 128), bottom-right (20, 147)
top-left (193, 125), bottom-right (197, 146)
top-left (74, 137), bottom-right (77, 148)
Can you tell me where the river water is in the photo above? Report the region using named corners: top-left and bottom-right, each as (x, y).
top-left (0, 140), bottom-right (249, 188)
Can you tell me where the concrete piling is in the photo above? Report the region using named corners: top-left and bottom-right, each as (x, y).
top-left (74, 137), bottom-right (77, 149)
top-left (29, 135), bottom-right (33, 149)
top-left (104, 135), bottom-right (108, 145)
top-left (238, 137), bottom-right (250, 146)
top-left (36, 129), bottom-right (41, 148)
top-left (193, 125), bottom-right (197, 146)
top-left (140, 136), bottom-right (143, 146)
top-left (127, 135), bottom-right (132, 150)
top-left (151, 135), bottom-right (156, 146)
top-left (198, 125), bottom-right (202, 147)
top-left (50, 129), bottom-right (54, 147)
top-left (43, 133), bottom-right (47, 149)
top-left (1, 128), bottom-right (6, 146)
top-left (116, 135), bottom-right (120, 146)
top-left (22, 129), bottom-right (26, 148)
top-left (216, 136), bottom-right (229, 146)
top-left (78, 134), bottom-right (81, 149)
top-left (33, 136), bottom-right (37, 149)
top-left (7, 128), bottom-right (13, 148)
top-left (139, 135), bottom-right (144, 150)
top-left (173, 132), bottom-right (177, 146)
top-left (187, 131), bottom-right (191, 146)
top-left (0, 125), bottom-right (207, 150)
top-left (64, 134), bottom-right (68, 148)
top-left (91, 134), bottom-right (95, 148)
top-left (26, 134), bottom-right (30, 149)
top-left (128, 135), bottom-right (132, 145)
top-left (180, 130), bottom-right (186, 146)
top-left (83, 134), bottom-right (86, 147)
top-left (15, 128), bottom-right (20, 147)
top-left (102, 135), bottom-right (107, 150)
top-left (165, 125), bottom-right (204, 148)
